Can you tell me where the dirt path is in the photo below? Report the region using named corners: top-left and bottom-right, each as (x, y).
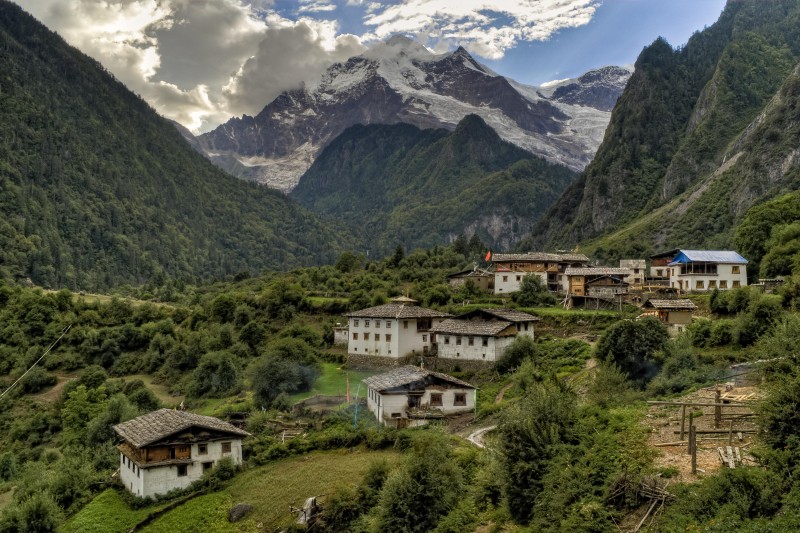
top-left (466, 425), bottom-right (497, 449)
top-left (32, 374), bottom-right (77, 402)
top-left (495, 382), bottom-right (514, 403)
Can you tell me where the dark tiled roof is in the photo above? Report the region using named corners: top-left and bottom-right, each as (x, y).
top-left (431, 318), bottom-right (513, 336)
top-left (113, 409), bottom-right (250, 448)
top-left (362, 366), bottom-right (475, 391)
top-left (474, 308), bottom-right (541, 322)
top-left (644, 299), bottom-right (697, 310)
top-left (565, 267), bottom-right (631, 276)
top-left (345, 303), bottom-right (451, 319)
top-left (492, 252), bottom-right (589, 263)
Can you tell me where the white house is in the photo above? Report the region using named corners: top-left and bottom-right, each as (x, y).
top-left (363, 366), bottom-right (476, 428)
top-left (345, 298), bottom-right (451, 360)
top-left (492, 252), bottom-right (589, 294)
top-left (431, 308), bottom-right (539, 362)
top-left (667, 250), bottom-right (748, 292)
top-left (619, 259), bottom-right (646, 287)
top-left (113, 409), bottom-right (249, 498)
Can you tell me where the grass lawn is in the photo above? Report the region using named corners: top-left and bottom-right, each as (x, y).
top-left (290, 362), bottom-right (379, 402)
top-left (62, 489), bottom-right (170, 533)
top-left (139, 449), bottom-right (401, 533)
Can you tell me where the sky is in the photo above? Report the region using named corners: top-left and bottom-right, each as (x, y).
top-left (15, 0), bottom-right (727, 133)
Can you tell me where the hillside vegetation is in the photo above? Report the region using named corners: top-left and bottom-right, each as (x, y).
top-left (291, 115), bottom-right (576, 256)
top-left (0, 0), bottom-right (351, 291)
top-left (527, 0), bottom-right (800, 261)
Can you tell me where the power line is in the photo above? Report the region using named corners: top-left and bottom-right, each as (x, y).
top-left (0, 324), bottom-right (71, 402)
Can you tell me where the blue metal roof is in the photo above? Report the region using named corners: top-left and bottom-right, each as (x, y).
top-left (668, 250), bottom-right (748, 265)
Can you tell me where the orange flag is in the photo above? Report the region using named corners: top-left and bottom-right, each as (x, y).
top-left (485, 250), bottom-right (492, 261)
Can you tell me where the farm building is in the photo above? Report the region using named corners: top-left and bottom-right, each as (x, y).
top-left (363, 366), bottom-right (476, 428)
top-left (564, 267), bottom-right (631, 296)
top-left (619, 259), bottom-right (646, 288)
top-left (447, 268), bottom-right (494, 292)
top-left (345, 297), bottom-right (451, 362)
top-left (113, 409), bottom-right (249, 498)
top-left (667, 250), bottom-right (748, 291)
top-left (641, 299), bottom-right (697, 330)
top-left (430, 308), bottom-right (539, 362)
top-left (492, 252), bottom-right (589, 293)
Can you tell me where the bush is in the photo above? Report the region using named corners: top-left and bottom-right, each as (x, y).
top-left (187, 351), bottom-right (241, 398)
top-left (512, 274), bottom-right (556, 307)
top-left (20, 367), bottom-right (56, 394)
top-left (595, 318), bottom-right (668, 386)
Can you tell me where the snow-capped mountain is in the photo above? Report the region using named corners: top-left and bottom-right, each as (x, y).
top-left (197, 36), bottom-right (632, 191)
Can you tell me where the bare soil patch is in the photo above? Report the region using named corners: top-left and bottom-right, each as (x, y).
top-left (645, 385), bottom-right (761, 482)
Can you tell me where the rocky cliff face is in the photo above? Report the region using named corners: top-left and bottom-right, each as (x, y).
top-left (523, 0), bottom-right (800, 261)
top-left (197, 37), bottom-right (630, 191)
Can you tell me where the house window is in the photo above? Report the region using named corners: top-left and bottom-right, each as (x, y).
top-left (502, 275), bottom-right (508, 282)
top-left (468, 336), bottom-right (474, 346)
top-left (422, 334), bottom-right (427, 342)
top-left (365, 320), bottom-right (370, 327)
top-left (177, 465), bottom-right (188, 477)
top-left (732, 266), bottom-right (740, 274)
top-left (375, 334), bottom-right (380, 342)
top-left (221, 442), bottom-right (232, 454)
top-left (444, 336), bottom-right (450, 345)
top-left (198, 444), bottom-right (208, 455)
top-left (523, 323), bottom-right (528, 331)
top-left (709, 280), bottom-right (717, 288)
top-left (430, 393), bottom-right (443, 407)
top-left (386, 321), bottom-right (392, 328)
top-left (516, 275), bottom-right (521, 282)
top-left (375, 320), bottom-right (381, 328)
top-left (202, 462), bottom-right (214, 472)
top-left (696, 280), bottom-right (704, 289)
top-left (656, 269), bottom-right (663, 276)
top-left (403, 321), bottom-right (409, 329)
top-left (364, 332), bottom-right (370, 341)
top-left (353, 320), bottom-right (359, 327)
top-left (482, 337), bottom-right (488, 347)
top-left (353, 332), bottom-right (359, 340)
top-left (720, 280), bottom-right (728, 289)
top-left (386, 334), bottom-right (391, 343)
top-left (454, 393), bottom-right (466, 406)
top-left (456, 336), bottom-right (462, 345)
top-left (733, 281), bottom-right (740, 288)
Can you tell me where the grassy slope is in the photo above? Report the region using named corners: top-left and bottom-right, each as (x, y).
top-left (290, 362), bottom-right (379, 402)
top-left (67, 450), bottom-right (401, 533)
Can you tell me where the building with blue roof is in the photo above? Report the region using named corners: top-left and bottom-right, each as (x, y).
top-left (666, 249), bottom-right (748, 291)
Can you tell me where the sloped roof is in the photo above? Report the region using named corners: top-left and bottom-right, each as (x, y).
top-left (492, 252), bottom-right (589, 263)
top-left (644, 299), bottom-right (697, 310)
top-left (113, 409), bottom-right (250, 449)
top-left (461, 308), bottom-right (541, 323)
top-left (363, 366), bottom-right (476, 391)
top-left (431, 318), bottom-right (513, 336)
top-left (650, 248), bottom-right (680, 260)
top-left (390, 296), bottom-right (418, 303)
top-left (565, 267), bottom-right (631, 276)
top-left (345, 303), bottom-right (451, 319)
top-left (668, 250), bottom-right (748, 265)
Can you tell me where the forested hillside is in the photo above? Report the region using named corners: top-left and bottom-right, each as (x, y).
top-left (291, 115), bottom-right (576, 256)
top-left (526, 0), bottom-right (800, 260)
top-left (0, 1), bottom-right (351, 291)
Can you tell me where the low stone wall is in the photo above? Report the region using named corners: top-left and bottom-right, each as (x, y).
top-left (347, 353), bottom-right (492, 373)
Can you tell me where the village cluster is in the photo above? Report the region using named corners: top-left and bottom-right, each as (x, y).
top-left (112, 248), bottom-right (760, 499)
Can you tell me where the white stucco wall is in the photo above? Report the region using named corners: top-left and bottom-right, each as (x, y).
top-left (121, 439), bottom-right (243, 498)
top-left (348, 317), bottom-right (400, 358)
top-left (494, 272), bottom-right (547, 294)
top-left (669, 264), bottom-right (748, 291)
top-left (367, 388), bottom-right (475, 425)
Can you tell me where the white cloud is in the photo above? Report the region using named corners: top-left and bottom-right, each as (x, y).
top-left (363, 0), bottom-right (599, 59)
top-left (14, 0), bottom-right (601, 133)
top-left (16, 0), bottom-right (362, 132)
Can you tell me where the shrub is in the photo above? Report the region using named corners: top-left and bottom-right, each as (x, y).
top-left (512, 274), bottom-right (556, 307)
top-left (595, 318), bottom-right (668, 386)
